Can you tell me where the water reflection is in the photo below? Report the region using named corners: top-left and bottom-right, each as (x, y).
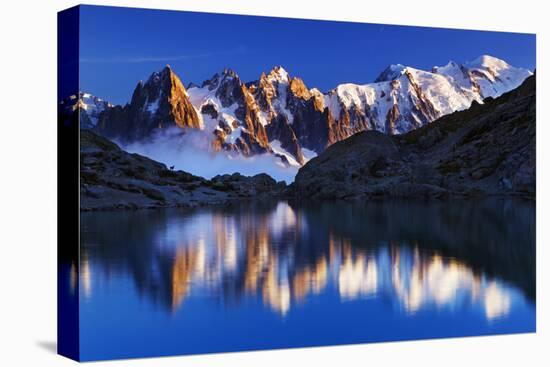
top-left (81, 199), bottom-right (535, 323)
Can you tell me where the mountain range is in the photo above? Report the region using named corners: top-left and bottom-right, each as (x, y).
top-left (292, 74), bottom-right (535, 198)
top-left (78, 73), bottom-right (535, 212)
top-left (59, 92), bottom-right (114, 129)
top-left (63, 55), bottom-right (531, 167)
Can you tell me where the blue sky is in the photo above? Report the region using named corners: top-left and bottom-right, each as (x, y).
top-left (78, 5), bottom-right (536, 105)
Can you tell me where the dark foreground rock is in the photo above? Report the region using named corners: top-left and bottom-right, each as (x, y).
top-left (80, 130), bottom-right (286, 211)
top-left (291, 75), bottom-right (536, 199)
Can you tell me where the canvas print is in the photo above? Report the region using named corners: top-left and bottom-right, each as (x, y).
top-left (57, 5), bottom-right (536, 361)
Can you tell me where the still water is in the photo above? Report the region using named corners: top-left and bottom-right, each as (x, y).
top-left (79, 199), bottom-right (535, 360)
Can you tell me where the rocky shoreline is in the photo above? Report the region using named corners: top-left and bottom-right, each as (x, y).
top-left (80, 130), bottom-right (286, 211)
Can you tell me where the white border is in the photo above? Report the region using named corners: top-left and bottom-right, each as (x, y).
top-left (0, 1), bottom-right (547, 366)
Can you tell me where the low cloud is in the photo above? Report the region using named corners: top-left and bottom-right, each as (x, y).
top-left (120, 128), bottom-right (299, 183)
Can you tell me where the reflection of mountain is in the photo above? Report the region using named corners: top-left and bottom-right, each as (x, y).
top-left (80, 199), bottom-right (534, 317)
top-left (299, 199), bottom-right (536, 300)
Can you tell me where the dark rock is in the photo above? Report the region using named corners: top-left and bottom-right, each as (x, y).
top-left (201, 103), bottom-right (219, 119)
top-left (266, 114), bottom-right (305, 165)
top-left (80, 131), bottom-right (286, 211)
top-left (292, 76), bottom-right (536, 199)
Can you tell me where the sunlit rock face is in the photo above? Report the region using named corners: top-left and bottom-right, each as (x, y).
top-left (75, 55), bottom-right (531, 172)
top-left (96, 65), bottom-right (201, 142)
top-left (190, 68), bottom-right (272, 156)
top-left (81, 201), bottom-right (532, 320)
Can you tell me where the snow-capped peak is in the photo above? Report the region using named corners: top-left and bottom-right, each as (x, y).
top-left (94, 54), bottom-right (533, 178)
top-left (432, 60), bottom-right (460, 74)
top-left (447, 54), bottom-right (532, 98)
top-left (195, 68), bottom-right (241, 92)
top-left (467, 54), bottom-right (510, 69)
top-left (324, 54), bottom-right (532, 134)
top-left (267, 66), bottom-right (290, 84)
top-left (374, 64), bottom-right (407, 82)
top-left (309, 87), bottom-right (324, 98)
top-left (59, 91), bottom-right (114, 129)
top-left (389, 63), bottom-right (406, 71)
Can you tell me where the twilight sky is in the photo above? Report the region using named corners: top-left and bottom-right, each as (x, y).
top-left (78, 5), bottom-right (536, 105)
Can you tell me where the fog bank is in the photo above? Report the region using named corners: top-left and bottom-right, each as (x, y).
top-left (121, 128), bottom-right (299, 183)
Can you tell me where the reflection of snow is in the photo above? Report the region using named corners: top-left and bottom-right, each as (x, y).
top-left (358, 249), bottom-right (514, 320)
top-left (334, 245), bottom-right (519, 320)
top-left (101, 204), bottom-right (521, 320)
top-left (80, 258), bottom-right (92, 298)
top-left (268, 202), bottom-right (297, 235)
top-left (263, 266), bottom-right (291, 316)
top-left (484, 282), bottom-right (511, 320)
top-left (339, 256), bottom-right (378, 300)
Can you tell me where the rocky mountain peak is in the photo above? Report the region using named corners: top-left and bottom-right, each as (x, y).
top-left (59, 91), bottom-right (114, 129)
top-left (92, 55), bottom-right (532, 171)
top-left (309, 88), bottom-right (326, 111)
top-left (374, 64), bottom-right (406, 82)
top-left (267, 66), bottom-right (290, 84)
top-left (468, 54), bottom-right (509, 69)
top-left (222, 67), bottom-right (238, 79)
top-left (289, 77), bottom-right (311, 100)
top-left (432, 60), bottom-right (459, 73)
top-left (143, 65), bottom-right (172, 86)
top-left (161, 68), bottom-right (201, 129)
top-left (96, 66), bottom-right (201, 141)
top-left (187, 81), bottom-right (199, 89)
top-left (140, 65), bottom-right (180, 95)
top-left (200, 72), bottom-right (220, 90)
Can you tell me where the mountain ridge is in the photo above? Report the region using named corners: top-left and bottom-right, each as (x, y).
top-left (69, 55), bottom-right (532, 169)
top-left (291, 74), bottom-right (536, 199)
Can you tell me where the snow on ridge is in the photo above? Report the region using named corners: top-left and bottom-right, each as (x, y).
top-left (324, 55), bottom-right (531, 133)
top-left (270, 140), bottom-right (301, 167)
top-left (467, 54), bottom-right (510, 69)
top-left (301, 148), bottom-right (317, 163)
top-left (273, 80), bottom-right (294, 124)
top-left (169, 54), bottom-right (531, 141)
top-left (146, 97), bottom-right (160, 114)
top-left (61, 91), bottom-right (113, 127)
top-left (82, 55), bottom-right (532, 181)
top-left (374, 63), bottom-right (407, 82)
top-left (267, 66), bottom-right (290, 84)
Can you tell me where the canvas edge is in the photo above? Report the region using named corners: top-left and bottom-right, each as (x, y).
top-left (57, 4), bottom-right (81, 362)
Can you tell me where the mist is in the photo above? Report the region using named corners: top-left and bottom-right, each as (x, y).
top-left (121, 128), bottom-right (300, 183)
